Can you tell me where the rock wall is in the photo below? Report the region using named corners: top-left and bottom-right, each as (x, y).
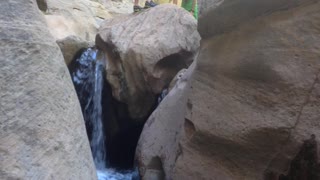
top-left (173, 0), bottom-right (320, 179)
top-left (198, 0), bottom-right (318, 39)
top-left (43, 0), bottom-right (111, 41)
top-left (57, 35), bottom-right (94, 65)
top-left (0, 0), bottom-right (96, 179)
top-left (101, 0), bottom-right (133, 16)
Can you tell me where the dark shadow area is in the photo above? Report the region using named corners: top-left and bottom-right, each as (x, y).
top-left (102, 81), bottom-right (146, 170)
top-left (36, 0), bottom-right (48, 12)
top-left (146, 156), bottom-right (165, 180)
top-left (154, 53), bottom-right (189, 74)
top-left (151, 51), bottom-right (193, 93)
top-left (148, 157), bottom-right (163, 170)
top-left (184, 118), bottom-right (196, 139)
top-left (279, 135), bottom-right (320, 180)
top-left (264, 135), bottom-right (320, 180)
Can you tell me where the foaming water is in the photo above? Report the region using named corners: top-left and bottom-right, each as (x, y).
top-left (69, 48), bottom-right (138, 179)
top-left (97, 169), bottom-right (139, 180)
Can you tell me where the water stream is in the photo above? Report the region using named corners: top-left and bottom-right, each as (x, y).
top-left (69, 48), bottom-right (138, 180)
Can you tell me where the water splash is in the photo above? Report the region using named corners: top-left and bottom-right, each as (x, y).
top-left (70, 48), bottom-right (107, 169)
top-left (69, 48), bottom-right (139, 180)
top-left (157, 88), bottom-right (168, 104)
top-left (97, 168), bottom-right (139, 180)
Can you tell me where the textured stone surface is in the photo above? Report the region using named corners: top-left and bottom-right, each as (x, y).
top-left (0, 1), bottom-right (96, 179)
top-left (44, 0), bottom-right (111, 41)
top-left (97, 4), bottom-right (200, 119)
top-left (101, 0), bottom-right (133, 16)
top-left (173, 0), bottom-right (320, 179)
top-left (57, 35), bottom-right (93, 65)
top-left (198, 0), bottom-right (318, 39)
top-left (136, 62), bottom-right (195, 180)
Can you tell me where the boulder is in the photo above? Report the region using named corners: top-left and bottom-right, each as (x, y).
top-left (135, 63), bottom-right (195, 180)
top-left (0, 1), bottom-right (96, 179)
top-left (43, 0), bottom-right (112, 41)
top-left (57, 35), bottom-right (94, 65)
top-left (173, 0), bottom-right (320, 179)
top-left (96, 4), bottom-right (201, 119)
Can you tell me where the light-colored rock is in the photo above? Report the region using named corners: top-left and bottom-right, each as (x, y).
top-left (96, 4), bottom-right (201, 119)
top-left (102, 0), bottom-right (133, 16)
top-left (57, 35), bottom-right (94, 65)
top-left (173, 0), bottom-right (320, 179)
top-left (45, 15), bottom-right (76, 40)
top-left (154, 0), bottom-right (182, 6)
top-left (198, 0), bottom-right (318, 39)
top-left (0, 1), bottom-right (96, 179)
top-left (168, 68), bottom-right (187, 91)
top-left (44, 0), bottom-right (112, 41)
top-left (136, 60), bottom-right (196, 180)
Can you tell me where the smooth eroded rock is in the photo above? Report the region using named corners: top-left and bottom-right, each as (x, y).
top-left (0, 1), bottom-right (96, 179)
top-left (173, 0), bottom-right (320, 179)
top-left (198, 0), bottom-right (317, 39)
top-left (136, 62), bottom-right (196, 180)
top-left (57, 35), bottom-right (94, 65)
top-left (96, 4), bottom-right (200, 119)
top-left (101, 0), bottom-right (134, 16)
top-left (44, 0), bottom-right (112, 41)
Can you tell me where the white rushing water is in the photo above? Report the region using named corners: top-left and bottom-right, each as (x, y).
top-left (97, 169), bottom-right (139, 180)
top-left (70, 48), bottom-right (139, 180)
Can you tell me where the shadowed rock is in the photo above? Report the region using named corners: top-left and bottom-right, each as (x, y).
top-left (279, 135), bottom-right (320, 180)
top-left (173, 0), bottom-right (320, 179)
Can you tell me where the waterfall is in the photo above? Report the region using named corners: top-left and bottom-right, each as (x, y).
top-left (69, 48), bottom-right (107, 169)
top-left (69, 48), bottom-right (139, 180)
top-left (88, 51), bottom-right (106, 169)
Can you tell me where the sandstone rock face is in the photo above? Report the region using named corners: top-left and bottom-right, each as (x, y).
top-left (102, 0), bottom-right (133, 16)
top-left (44, 0), bottom-right (111, 41)
top-left (198, 0), bottom-right (318, 39)
top-left (173, 0), bottom-right (320, 179)
top-left (97, 4), bottom-right (200, 119)
top-left (0, 1), bottom-right (96, 179)
top-left (136, 62), bottom-right (195, 180)
top-left (57, 35), bottom-right (94, 65)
